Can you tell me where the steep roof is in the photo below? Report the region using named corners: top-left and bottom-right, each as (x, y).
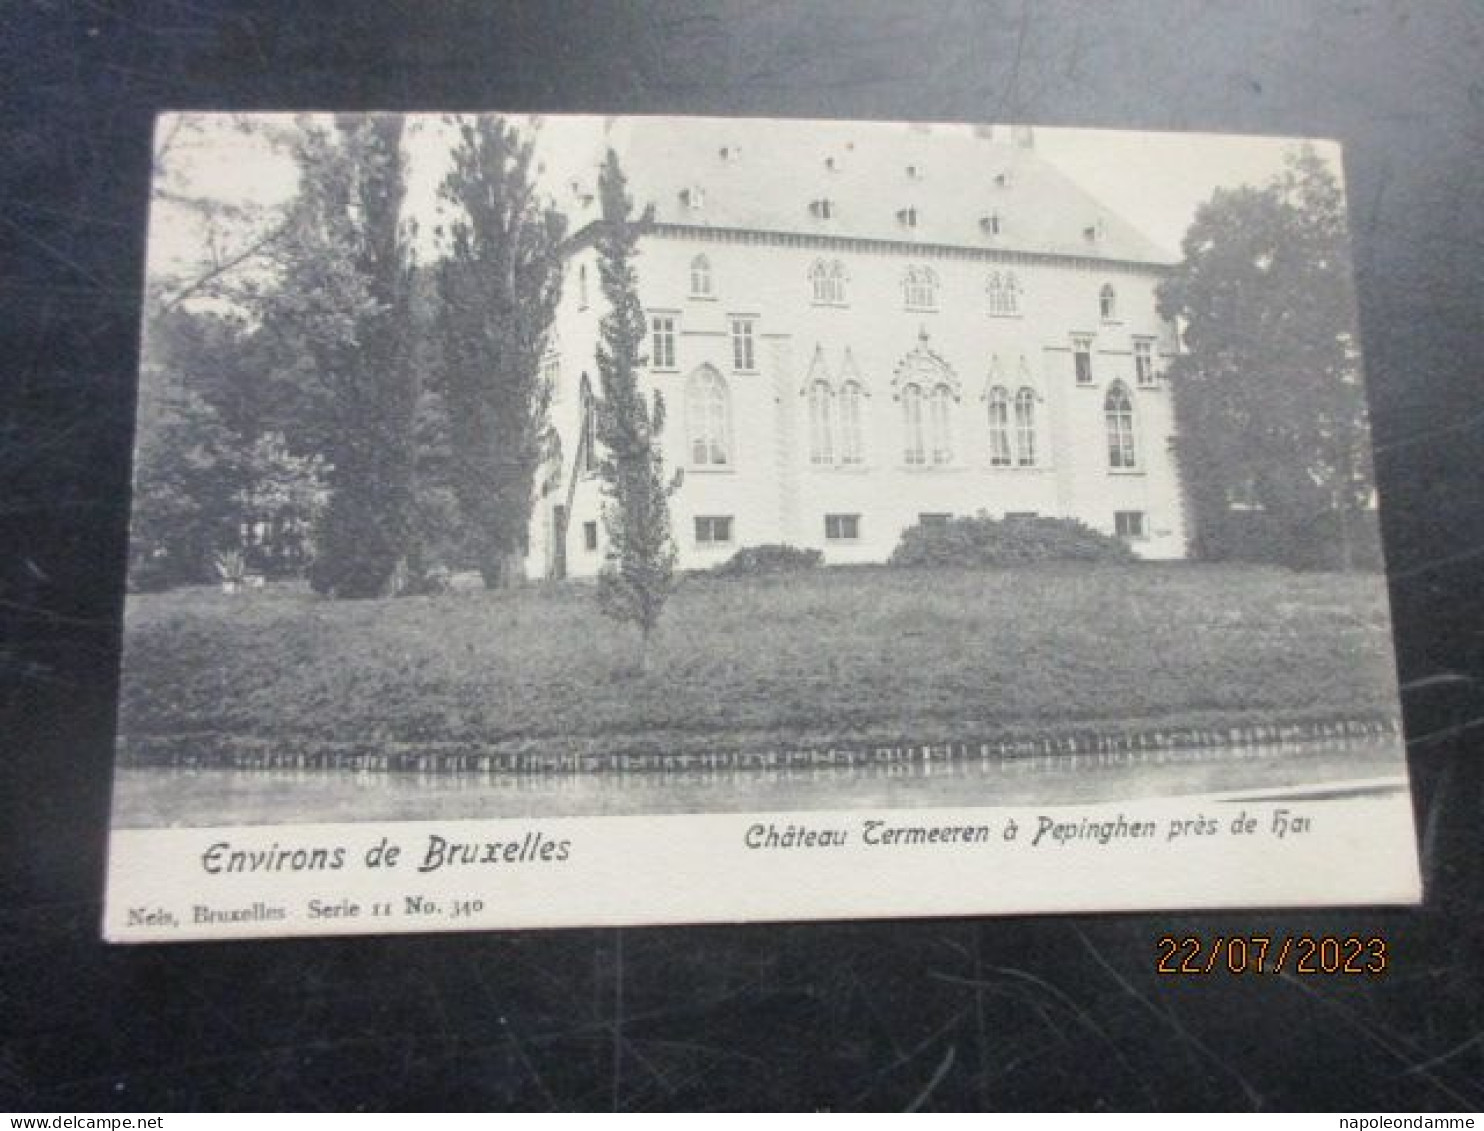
top-left (556, 116), bottom-right (1171, 267)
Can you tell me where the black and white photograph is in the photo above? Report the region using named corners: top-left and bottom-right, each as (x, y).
top-left (104, 112), bottom-right (1420, 939)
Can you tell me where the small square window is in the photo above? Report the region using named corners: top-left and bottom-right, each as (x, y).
top-left (695, 516), bottom-right (734, 545)
top-left (1114, 511), bottom-right (1147, 540)
top-left (583, 521), bottom-right (598, 551)
top-left (825, 514), bottom-right (860, 541)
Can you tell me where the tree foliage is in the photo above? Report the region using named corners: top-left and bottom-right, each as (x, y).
top-left (591, 150), bottom-right (678, 670)
top-left (261, 115), bottom-right (420, 597)
top-left (129, 309), bottom-right (327, 590)
top-left (1158, 146), bottom-right (1377, 570)
top-left (434, 116), bottom-right (566, 588)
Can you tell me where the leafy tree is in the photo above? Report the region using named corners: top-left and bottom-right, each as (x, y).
top-left (434, 116), bottom-right (566, 588)
top-left (1158, 146), bottom-right (1376, 570)
top-left (129, 309), bottom-right (329, 590)
top-left (262, 115), bottom-right (420, 597)
top-left (592, 150), bottom-right (678, 672)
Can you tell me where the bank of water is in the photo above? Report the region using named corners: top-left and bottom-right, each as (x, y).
top-left (112, 735), bottom-right (1408, 828)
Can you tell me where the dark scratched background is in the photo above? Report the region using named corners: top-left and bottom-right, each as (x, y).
top-left (2, 0), bottom-right (1482, 1111)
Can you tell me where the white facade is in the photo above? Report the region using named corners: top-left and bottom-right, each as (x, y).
top-left (527, 119), bottom-right (1188, 580)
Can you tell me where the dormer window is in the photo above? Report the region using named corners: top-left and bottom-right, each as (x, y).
top-left (824, 156), bottom-right (838, 172)
top-left (810, 198), bottom-right (836, 220)
top-left (980, 213), bottom-right (1002, 236)
top-left (994, 171), bottom-right (1011, 189)
top-left (680, 186), bottom-right (706, 210)
top-left (897, 206), bottom-right (919, 229)
top-left (1084, 219), bottom-right (1106, 243)
top-left (718, 145), bottom-right (740, 162)
top-left (906, 164), bottom-right (922, 179)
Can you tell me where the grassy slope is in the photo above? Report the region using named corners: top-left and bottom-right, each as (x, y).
top-left (118, 565), bottom-right (1402, 759)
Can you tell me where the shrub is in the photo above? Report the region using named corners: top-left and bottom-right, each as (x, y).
top-left (889, 514), bottom-right (1136, 568)
top-left (711, 543), bottom-right (824, 578)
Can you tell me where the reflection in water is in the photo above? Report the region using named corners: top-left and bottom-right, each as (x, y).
top-left (112, 737), bottom-right (1408, 829)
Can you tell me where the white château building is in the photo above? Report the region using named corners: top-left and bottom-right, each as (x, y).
top-left (526, 117), bottom-right (1187, 580)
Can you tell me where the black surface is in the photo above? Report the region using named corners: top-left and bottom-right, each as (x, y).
top-left (2, 0), bottom-right (1482, 1112)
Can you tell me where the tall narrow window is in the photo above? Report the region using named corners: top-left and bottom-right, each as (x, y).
top-left (1134, 338), bottom-right (1156, 386)
top-left (731, 317), bottom-right (756, 371)
top-left (902, 384), bottom-right (926, 466)
top-left (902, 265), bottom-right (938, 310)
top-left (987, 271), bottom-right (1020, 316)
top-left (1099, 284), bottom-right (1118, 321)
top-left (1073, 335), bottom-right (1094, 385)
top-left (987, 387), bottom-right (1012, 466)
top-left (928, 384), bottom-right (954, 465)
top-left (808, 380), bottom-right (835, 465)
top-left (689, 254), bottom-right (713, 298)
top-left (838, 381), bottom-right (864, 465)
top-left (1014, 387), bottom-right (1037, 466)
top-left (687, 367), bottom-right (731, 466)
top-left (651, 314), bottom-right (677, 370)
top-left (1105, 381), bottom-right (1137, 469)
top-left (578, 264), bottom-right (589, 310)
top-left (580, 374), bottom-right (598, 473)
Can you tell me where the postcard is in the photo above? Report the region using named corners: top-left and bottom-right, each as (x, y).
top-left (105, 113), bottom-right (1420, 941)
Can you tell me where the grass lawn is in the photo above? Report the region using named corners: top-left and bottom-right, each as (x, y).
top-left (117, 564), bottom-right (1402, 764)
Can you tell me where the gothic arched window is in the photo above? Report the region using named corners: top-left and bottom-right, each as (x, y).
top-left (686, 366), bottom-right (732, 467)
top-left (1014, 387), bottom-right (1037, 466)
top-left (810, 259), bottom-right (847, 305)
top-left (902, 384), bottom-right (926, 465)
top-left (1105, 381), bottom-right (1137, 469)
top-left (838, 381), bottom-right (864, 465)
top-left (928, 384), bottom-right (954, 465)
top-left (808, 380), bottom-right (835, 465)
top-left (987, 271), bottom-right (1021, 316)
top-left (987, 386), bottom-right (1012, 466)
top-left (902, 265), bottom-right (938, 310)
top-left (690, 254), bottom-right (713, 298)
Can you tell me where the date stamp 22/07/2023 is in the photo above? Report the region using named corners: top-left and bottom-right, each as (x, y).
top-left (1157, 935), bottom-right (1389, 977)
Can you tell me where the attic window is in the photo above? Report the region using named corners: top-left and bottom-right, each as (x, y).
top-left (1084, 219), bottom-right (1106, 243)
top-left (824, 156), bottom-right (838, 172)
top-left (906, 164), bottom-right (922, 179)
top-left (680, 186), bottom-right (706, 210)
top-left (994, 172), bottom-right (1011, 189)
top-left (718, 145), bottom-right (740, 161)
top-left (810, 198), bottom-right (837, 220)
top-left (897, 206), bottom-right (919, 228)
top-left (980, 213), bottom-right (1002, 236)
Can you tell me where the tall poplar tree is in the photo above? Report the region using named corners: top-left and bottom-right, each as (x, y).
top-left (592, 149), bottom-right (678, 672)
top-left (435, 116), bottom-right (566, 588)
top-left (265, 114), bottom-right (419, 597)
